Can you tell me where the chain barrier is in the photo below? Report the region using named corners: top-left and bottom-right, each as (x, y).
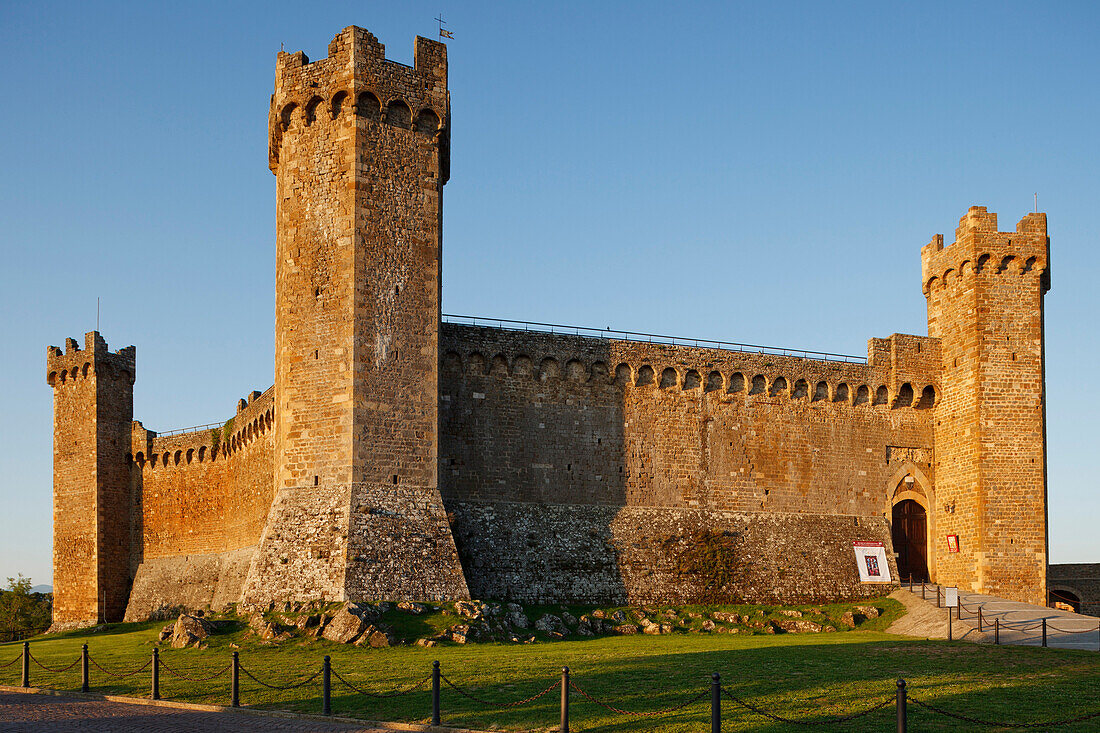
top-left (28, 653), bottom-right (81, 674)
top-left (330, 668), bottom-right (431, 698)
top-left (440, 674), bottom-right (560, 708)
top-left (88, 655), bottom-right (152, 679)
top-left (910, 695), bottom-right (1100, 728)
top-left (569, 680), bottom-right (708, 717)
top-left (157, 656), bottom-right (231, 683)
top-left (0, 654), bottom-right (22, 669)
top-left (1045, 623), bottom-right (1100, 634)
top-left (722, 688), bottom-right (894, 726)
top-left (239, 662), bottom-right (322, 691)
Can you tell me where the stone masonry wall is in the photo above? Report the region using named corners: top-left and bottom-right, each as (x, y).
top-left (1048, 564), bottom-right (1100, 617)
top-left (440, 325), bottom-right (936, 601)
top-left (922, 208), bottom-right (1049, 604)
top-left (122, 389), bottom-right (275, 620)
top-left (47, 332), bottom-right (135, 627)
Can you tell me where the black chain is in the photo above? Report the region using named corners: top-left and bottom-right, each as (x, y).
top-left (722, 688), bottom-right (893, 725)
top-left (88, 655), bottom-right (152, 678)
top-left (239, 662), bottom-right (322, 690)
top-left (910, 695), bottom-right (1100, 727)
top-left (440, 674), bottom-right (560, 708)
top-left (28, 653), bottom-right (81, 674)
top-left (330, 668), bottom-right (431, 698)
top-left (1044, 623), bottom-right (1100, 634)
top-left (0, 654), bottom-right (22, 669)
top-left (569, 681), bottom-right (708, 717)
top-left (157, 656), bottom-right (231, 682)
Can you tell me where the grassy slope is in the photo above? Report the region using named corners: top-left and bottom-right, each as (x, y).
top-left (3, 600), bottom-right (1099, 732)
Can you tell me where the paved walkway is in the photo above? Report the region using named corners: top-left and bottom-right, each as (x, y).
top-left (889, 582), bottom-right (1100, 651)
top-left (0, 690), bottom-right (404, 732)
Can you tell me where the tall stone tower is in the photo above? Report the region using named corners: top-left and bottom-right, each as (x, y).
top-left (241, 26), bottom-right (468, 605)
top-left (922, 206), bottom-right (1050, 604)
top-left (46, 333), bottom-right (135, 627)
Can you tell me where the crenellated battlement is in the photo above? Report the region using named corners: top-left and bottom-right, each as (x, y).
top-left (440, 324), bottom-right (940, 412)
top-left (46, 331), bottom-right (135, 388)
top-left (921, 206), bottom-right (1050, 297)
top-left (268, 26), bottom-right (449, 174)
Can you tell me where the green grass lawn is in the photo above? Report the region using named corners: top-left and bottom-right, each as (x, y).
top-left (3, 602), bottom-right (1100, 732)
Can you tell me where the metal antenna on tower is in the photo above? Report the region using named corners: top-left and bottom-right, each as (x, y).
top-left (1034, 192), bottom-right (1038, 213)
top-left (97, 297), bottom-right (100, 332)
top-left (436, 13), bottom-right (453, 39)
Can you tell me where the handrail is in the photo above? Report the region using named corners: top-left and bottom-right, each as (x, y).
top-left (442, 314), bottom-right (868, 364)
top-left (155, 422), bottom-right (224, 438)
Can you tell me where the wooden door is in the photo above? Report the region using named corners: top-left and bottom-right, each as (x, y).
top-left (892, 499), bottom-right (928, 582)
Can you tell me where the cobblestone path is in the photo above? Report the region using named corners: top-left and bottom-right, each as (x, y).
top-left (0, 691), bottom-right (395, 732)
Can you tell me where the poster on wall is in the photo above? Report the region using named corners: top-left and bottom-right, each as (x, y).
top-left (852, 541), bottom-right (893, 583)
top-left (947, 534), bottom-right (960, 553)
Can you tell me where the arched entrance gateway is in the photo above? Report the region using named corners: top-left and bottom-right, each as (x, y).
top-left (892, 499), bottom-right (929, 582)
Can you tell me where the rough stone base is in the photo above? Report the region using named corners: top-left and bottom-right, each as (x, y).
top-left (123, 547), bottom-right (257, 621)
top-left (449, 501), bottom-right (898, 604)
top-left (239, 484), bottom-right (352, 608)
top-left (345, 483), bottom-right (470, 601)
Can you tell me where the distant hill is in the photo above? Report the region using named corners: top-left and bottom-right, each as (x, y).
top-left (31, 585), bottom-right (52, 594)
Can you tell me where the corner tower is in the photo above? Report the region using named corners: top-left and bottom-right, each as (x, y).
top-left (46, 333), bottom-right (135, 627)
top-left (922, 206), bottom-right (1050, 604)
top-left (242, 26), bottom-right (467, 605)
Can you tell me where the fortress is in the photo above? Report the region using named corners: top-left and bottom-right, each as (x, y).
top-left (46, 26), bottom-right (1052, 628)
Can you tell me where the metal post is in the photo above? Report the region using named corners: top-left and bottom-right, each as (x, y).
top-left (977, 607), bottom-right (983, 632)
top-left (921, 580), bottom-right (926, 600)
top-left (432, 661), bottom-right (441, 726)
top-left (151, 648), bottom-right (160, 700)
top-left (81, 644), bottom-right (89, 693)
top-left (21, 642), bottom-right (29, 688)
top-left (560, 666), bottom-right (570, 733)
top-left (936, 587), bottom-right (941, 608)
top-left (948, 605), bottom-right (952, 641)
top-left (1042, 618), bottom-right (1047, 648)
top-left (995, 618), bottom-right (1000, 645)
top-left (322, 656), bottom-right (331, 715)
top-left (896, 679), bottom-right (907, 733)
top-left (909, 575), bottom-right (913, 592)
top-left (956, 601), bottom-right (961, 620)
top-left (231, 652), bottom-right (239, 707)
top-left (711, 673), bottom-right (721, 733)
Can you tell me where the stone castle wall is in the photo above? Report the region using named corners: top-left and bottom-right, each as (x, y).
top-left (438, 325), bottom-right (936, 602)
top-left (122, 390), bottom-right (275, 619)
top-left (45, 25), bottom-right (1054, 625)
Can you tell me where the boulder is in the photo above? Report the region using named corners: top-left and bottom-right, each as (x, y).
top-left (505, 603), bottom-right (530, 629)
top-left (701, 620), bottom-right (716, 632)
top-left (397, 601), bottom-right (428, 615)
top-left (415, 638), bottom-right (437, 648)
top-left (322, 604), bottom-right (371, 644)
top-left (170, 614), bottom-right (215, 649)
top-left (561, 611), bottom-right (578, 627)
top-left (535, 614), bottom-right (568, 635)
top-left (354, 625), bottom-right (396, 648)
top-left (159, 624), bottom-right (174, 642)
top-left (854, 605), bottom-right (880, 619)
top-left (777, 609), bottom-right (803, 618)
top-left (840, 611), bottom-right (857, 628)
top-left (454, 600), bottom-right (484, 620)
top-left (591, 609), bottom-right (606, 619)
top-left (448, 624), bottom-right (471, 644)
top-left (642, 621), bottom-right (661, 635)
top-left (773, 619), bottom-right (822, 634)
top-left (614, 624), bottom-right (639, 635)
top-left (610, 610), bottom-right (628, 623)
top-left (712, 612), bottom-right (739, 623)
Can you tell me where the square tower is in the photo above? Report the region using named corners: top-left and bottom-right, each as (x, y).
top-left (922, 207), bottom-right (1050, 604)
top-left (241, 27), bottom-right (467, 605)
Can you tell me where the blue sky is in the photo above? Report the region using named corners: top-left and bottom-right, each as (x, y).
top-left (2, 1), bottom-right (1098, 585)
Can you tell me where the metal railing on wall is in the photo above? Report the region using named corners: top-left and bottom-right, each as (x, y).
top-left (7, 640), bottom-right (1100, 731)
top-left (442, 314), bottom-right (868, 364)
